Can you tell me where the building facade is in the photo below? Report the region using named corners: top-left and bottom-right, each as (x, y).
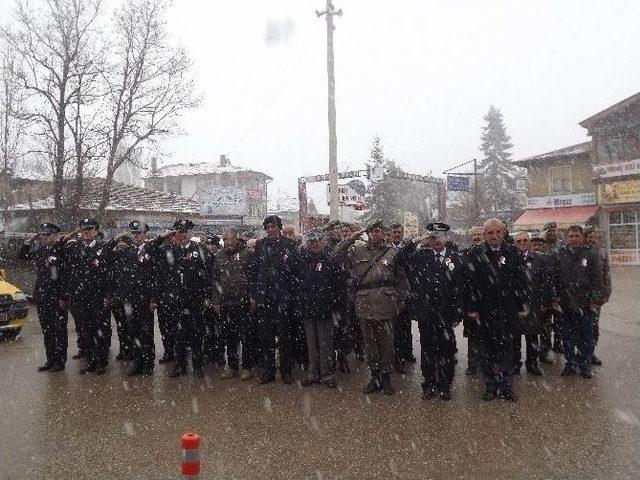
top-left (580, 92), bottom-right (640, 265)
top-left (514, 141), bottom-right (599, 231)
top-left (144, 155), bottom-right (271, 227)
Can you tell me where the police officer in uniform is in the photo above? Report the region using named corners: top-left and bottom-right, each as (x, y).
top-left (398, 222), bottom-right (464, 400)
top-left (249, 215), bottom-right (302, 385)
top-left (109, 234), bottom-right (136, 361)
top-left (64, 218), bottom-right (112, 375)
top-left (18, 223), bottom-right (69, 372)
top-left (152, 227), bottom-right (179, 364)
top-left (151, 220), bottom-right (209, 377)
top-left (203, 234), bottom-right (225, 366)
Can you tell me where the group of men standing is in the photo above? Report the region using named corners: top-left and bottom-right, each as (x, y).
top-left (19, 214), bottom-right (610, 403)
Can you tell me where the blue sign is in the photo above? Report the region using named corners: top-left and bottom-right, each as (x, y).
top-left (447, 175), bottom-right (470, 192)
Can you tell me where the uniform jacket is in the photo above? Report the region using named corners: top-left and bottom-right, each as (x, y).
top-left (553, 245), bottom-right (605, 312)
top-left (211, 244), bottom-right (253, 307)
top-left (18, 241), bottom-right (67, 302)
top-left (64, 239), bottom-right (110, 302)
top-left (519, 250), bottom-right (554, 335)
top-left (397, 242), bottom-right (465, 325)
top-left (248, 235), bottom-right (301, 307)
top-left (298, 250), bottom-right (340, 319)
top-left (148, 239), bottom-right (181, 304)
top-left (331, 238), bottom-right (403, 321)
top-left (106, 243), bottom-right (156, 303)
top-left (465, 241), bottom-right (528, 339)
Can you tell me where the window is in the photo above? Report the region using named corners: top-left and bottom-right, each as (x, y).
top-left (166, 178), bottom-right (182, 195)
top-left (609, 209), bottom-right (640, 252)
top-left (549, 165), bottom-right (572, 194)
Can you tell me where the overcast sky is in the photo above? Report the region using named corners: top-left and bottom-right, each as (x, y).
top-left (3, 0), bottom-right (640, 212)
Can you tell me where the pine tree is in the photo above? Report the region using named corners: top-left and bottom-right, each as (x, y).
top-left (362, 136), bottom-right (401, 225)
top-left (478, 105), bottom-right (521, 215)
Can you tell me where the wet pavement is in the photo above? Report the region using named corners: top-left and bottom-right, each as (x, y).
top-left (1, 267), bottom-right (639, 480)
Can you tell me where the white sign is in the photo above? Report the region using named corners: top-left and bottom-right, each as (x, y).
top-left (200, 187), bottom-right (248, 216)
top-left (593, 159), bottom-right (640, 179)
top-left (326, 183), bottom-right (365, 207)
top-left (526, 192), bottom-right (596, 209)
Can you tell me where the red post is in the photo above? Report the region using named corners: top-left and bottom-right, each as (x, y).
top-left (181, 432), bottom-right (201, 479)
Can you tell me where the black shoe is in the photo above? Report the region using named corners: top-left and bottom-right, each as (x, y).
top-left (336, 352), bottom-right (351, 373)
top-left (408, 355), bottom-right (417, 363)
top-left (281, 372), bottom-right (294, 384)
top-left (482, 388), bottom-right (497, 401)
top-left (363, 374), bottom-right (382, 394)
top-left (395, 360), bottom-right (408, 375)
top-left (501, 389), bottom-right (518, 402)
top-left (72, 351), bottom-right (85, 360)
top-left (561, 366), bottom-right (576, 376)
top-left (168, 365), bottom-right (187, 378)
top-left (539, 353), bottom-right (554, 364)
top-left (38, 362), bottom-right (53, 372)
top-left (79, 364), bottom-right (97, 375)
top-left (580, 368), bottom-right (593, 379)
top-left (323, 378), bottom-right (337, 389)
top-left (380, 373), bottom-right (395, 395)
top-left (127, 364), bottom-right (143, 377)
top-left (115, 352), bottom-right (125, 361)
top-left (422, 383), bottom-right (437, 400)
top-left (513, 366), bottom-right (521, 376)
top-left (591, 355), bottom-right (602, 366)
top-left (465, 366), bottom-right (477, 376)
top-left (257, 373), bottom-right (275, 384)
top-left (141, 367), bottom-right (154, 376)
top-left (193, 367), bottom-right (204, 378)
top-left (158, 354), bottom-right (175, 364)
top-left (301, 377), bottom-right (316, 387)
top-left (50, 363), bottom-right (65, 372)
top-left (552, 344), bottom-right (563, 353)
top-left (438, 385), bottom-right (452, 401)
top-left (94, 365), bottom-right (107, 375)
top-left (526, 364), bottom-right (543, 376)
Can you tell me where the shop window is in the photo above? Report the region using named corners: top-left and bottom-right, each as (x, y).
top-left (549, 165), bottom-right (571, 194)
top-left (610, 225), bottom-right (637, 249)
top-left (610, 212), bottom-right (622, 224)
top-left (623, 211), bottom-right (637, 224)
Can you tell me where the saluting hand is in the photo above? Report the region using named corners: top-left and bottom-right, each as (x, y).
top-left (348, 228), bottom-right (366, 242)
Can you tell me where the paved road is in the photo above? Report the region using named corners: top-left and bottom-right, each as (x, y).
top-left (1, 267), bottom-right (639, 480)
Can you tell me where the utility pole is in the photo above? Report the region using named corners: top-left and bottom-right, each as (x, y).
top-left (316, 1), bottom-right (342, 220)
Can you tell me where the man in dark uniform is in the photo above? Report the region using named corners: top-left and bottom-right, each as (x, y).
top-left (152, 229), bottom-right (178, 365)
top-left (461, 227), bottom-right (484, 375)
top-left (203, 234), bottom-right (225, 366)
top-left (531, 234), bottom-right (556, 365)
top-left (249, 215), bottom-right (302, 385)
top-left (109, 234), bottom-right (135, 361)
top-left (18, 223), bottom-right (69, 372)
top-left (555, 225), bottom-right (604, 378)
top-left (513, 231), bottom-right (554, 376)
top-left (398, 222), bottom-right (464, 400)
top-left (150, 220), bottom-right (209, 377)
top-left (64, 218), bottom-right (111, 375)
top-left (466, 219), bottom-right (528, 402)
top-left (107, 222), bottom-right (157, 376)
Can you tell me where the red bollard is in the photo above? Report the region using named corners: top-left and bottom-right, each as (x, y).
top-left (181, 432), bottom-right (201, 479)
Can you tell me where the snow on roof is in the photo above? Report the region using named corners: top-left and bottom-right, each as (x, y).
top-left (514, 141), bottom-right (591, 165)
top-left (579, 90), bottom-right (640, 129)
top-left (144, 160), bottom-right (271, 180)
top-left (9, 178), bottom-right (201, 214)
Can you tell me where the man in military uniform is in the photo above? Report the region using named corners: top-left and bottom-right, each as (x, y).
top-left (584, 226), bottom-right (611, 366)
top-left (389, 223), bottom-right (414, 373)
top-left (211, 228), bottom-right (256, 381)
top-left (203, 234), bottom-right (225, 366)
top-left (152, 229), bottom-right (179, 365)
top-left (531, 234), bottom-right (556, 365)
top-left (462, 227), bottom-right (485, 375)
top-left (555, 225), bottom-right (605, 378)
top-left (466, 219), bottom-right (528, 402)
top-left (109, 235), bottom-right (135, 362)
top-left (18, 223), bottom-right (69, 372)
top-left (64, 218), bottom-right (112, 375)
top-left (332, 222), bottom-right (404, 395)
top-left (513, 231), bottom-right (554, 376)
top-left (249, 215), bottom-right (302, 385)
top-left (398, 222), bottom-right (464, 400)
top-left (150, 220), bottom-right (209, 377)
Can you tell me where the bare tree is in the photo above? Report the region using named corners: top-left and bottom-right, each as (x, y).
top-left (95, 0), bottom-right (199, 216)
top-left (2, 0), bottom-right (103, 223)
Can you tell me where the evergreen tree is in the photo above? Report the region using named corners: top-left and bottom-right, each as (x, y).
top-left (478, 105), bottom-right (521, 215)
top-left (362, 136), bottom-right (401, 225)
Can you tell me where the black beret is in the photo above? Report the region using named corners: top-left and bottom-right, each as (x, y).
top-left (128, 221), bottom-right (149, 233)
top-left (205, 234), bottom-right (221, 245)
top-left (39, 223), bottom-right (60, 235)
top-left (79, 218), bottom-right (99, 230)
top-left (426, 222), bottom-right (450, 233)
top-left (173, 219), bottom-right (194, 232)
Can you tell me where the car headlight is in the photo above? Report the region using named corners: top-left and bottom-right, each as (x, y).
top-left (13, 292), bottom-right (27, 302)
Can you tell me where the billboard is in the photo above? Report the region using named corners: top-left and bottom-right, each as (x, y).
top-left (199, 187), bottom-right (248, 215)
top-left (447, 175), bottom-right (470, 192)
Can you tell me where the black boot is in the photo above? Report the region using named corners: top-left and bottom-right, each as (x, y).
top-left (50, 363), bottom-right (65, 372)
top-left (257, 372), bottom-right (276, 384)
top-left (438, 384), bottom-right (452, 401)
top-left (127, 362), bottom-right (143, 377)
top-left (158, 353), bottom-right (175, 364)
top-left (38, 361), bottom-right (53, 372)
top-left (482, 387), bottom-right (497, 401)
top-left (363, 371), bottom-right (382, 394)
top-left (193, 366), bottom-right (204, 378)
top-left (421, 383), bottom-right (436, 400)
top-left (501, 389), bottom-right (518, 402)
top-left (380, 373), bottom-right (395, 395)
top-left (72, 351), bottom-right (85, 360)
top-left (79, 363), bottom-right (97, 375)
top-left (526, 364), bottom-right (543, 376)
top-left (591, 355), bottom-right (602, 366)
top-left (169, 364), bottom-right (187, 378)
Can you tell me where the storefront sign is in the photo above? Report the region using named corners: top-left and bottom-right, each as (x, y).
top-left (593, 159), bottom-right (640, 179)
top-left (526, 192), bottom-right (596, 209)
top-left (599, 179), bottom-right (640, 204)
top-left (609, 250), bottom-right (640, 265)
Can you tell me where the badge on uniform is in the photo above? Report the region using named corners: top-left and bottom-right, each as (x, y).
top-left (234, 253), bottom-right (240, 261)
top-left (283, 253), bottom-right (288, 262)
top-left (446, 258), bottom-right (455, 271)
top-left (316, 262), bottom-right (322, 271)
top-left (93, 259), bottom-right (100, 267)
top-left (499, 255), bottom-right (506, 266)
top-left (381, 259), bottom-right (389, 266)
top-left (581, 258), bottom-right (588, 267)
top-left (192, 251), bottom-right (199, 259)
top-left (527, 262), bottom-right (532, 268)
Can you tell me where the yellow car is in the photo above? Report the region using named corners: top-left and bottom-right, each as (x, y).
top-left (0, 269), bottom-right (29, 340)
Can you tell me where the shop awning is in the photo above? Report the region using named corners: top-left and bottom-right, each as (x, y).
top-left (514, 205), bottom-right (599, 230)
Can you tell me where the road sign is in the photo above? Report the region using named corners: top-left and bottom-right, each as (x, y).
top-left (447, 175), bottom-right (470, 192)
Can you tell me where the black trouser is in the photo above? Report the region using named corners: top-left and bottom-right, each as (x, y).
top-left (111, 300), bottom-right (134, 358)
top-left (36, 297), bottom-right (68, 366)
top-left (418, 315), bottom-right (455, 388)
top-left (174, 301), bottom-right (205, 370)
top-left (467, 334), bottom-right (480, 369)
top-left (127, 297), bottom-right (155, 370)
top-left (513, 334), bottom-right (539, 370)
top-left (203, 306), bottom-right (224, 365)
top-left (69, 303), bottom-right (88, 355)
top-left (394, 307), bottom-right (413, 363)
top-left (540, 311), bottom-right (563, 353)
top-left (220, 303), bottom-right (255, 371)
top-left (72, 299), bottom-right (111, 368)
top-left (157, 298), bottom-right (177, 358)
top-left (257, 302), bottom-right (295, 377)
top-left (480, 330), bottom-right (515, 392)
